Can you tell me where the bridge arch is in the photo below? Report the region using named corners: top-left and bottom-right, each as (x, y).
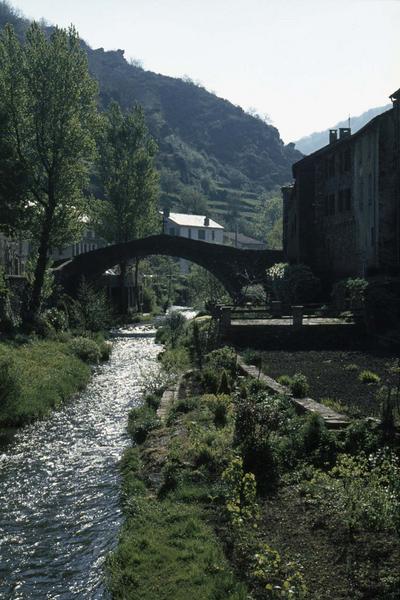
top-left (54, 234), bottom-right (283, 301)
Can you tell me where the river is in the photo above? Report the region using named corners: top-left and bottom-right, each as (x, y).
top-left (0, 325), bottom-right (162, 599)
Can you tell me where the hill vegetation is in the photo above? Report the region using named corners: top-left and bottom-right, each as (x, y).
top-left (0, 1), bottom-right (300, 240)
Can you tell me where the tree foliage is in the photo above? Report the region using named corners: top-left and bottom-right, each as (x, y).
top-left (0, 22), bottom-right (99, 318)
top-left (95, 101), bottom-right (159, 244)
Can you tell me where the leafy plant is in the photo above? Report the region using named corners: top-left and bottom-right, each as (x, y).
top-left (68, 336), bottom-right (101, 363)
top-left (359, 370), bottom-right (381, 385)
top-left (128, 405), bottom-right (160, 444)
top-left (290, 373), bottom-right (309, 397)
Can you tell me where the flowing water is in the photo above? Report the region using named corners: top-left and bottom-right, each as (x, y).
top-left (0, 325), bottom-right (161, 599)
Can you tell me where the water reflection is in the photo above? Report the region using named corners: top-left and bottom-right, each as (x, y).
top-left (0, 325), bottom-right (161, 599)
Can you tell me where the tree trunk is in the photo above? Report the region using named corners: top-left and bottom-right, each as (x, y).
top-left (119, 260), bottom-right (127, 314)
top-left (134, 258), bottom-right (140, 312)
top-left (27, 206), bottom-right (54, 323)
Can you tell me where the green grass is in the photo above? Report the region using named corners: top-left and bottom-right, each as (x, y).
top-left (0, 339), bottom-right (90, 428)
top-left (108, 448), bottom-right (246, 600)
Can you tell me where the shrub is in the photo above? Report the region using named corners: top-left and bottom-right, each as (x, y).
top-left (42, 307), bottom-right (68, 332)
top-left (0, 356), bottom-right (20, 411)
top-left (305, 452), bottom-right (400, 535)
top-left (298, 413), bottom-right (336, 467)
top-left (277, 375), bottom-right (292, 387)
top-left (202, 394), bottom-right (231, 428)
top-left (205, 346), bottom-right (237, 378)
top-left (141, 286), bottom-right (156, 313)
top-left (201, 368), bottom-right (220, 393)
top-left (241, 348), bottom-right (261, 366)
top-left (68, 336), bottom-right (101, 363)
top-left (144, 393), bottom-right (161, 411)
top-left (343, 419), bottom-right (381, 455)
top-left (128, 405), bottom-right (160, 444)
top-left (162, 310), bottom-right (186, 348)
top-left (222, 455), bottom-right (259, 529)
top-left (359, 370), bottom-right (380, 384)
top-left (344, 363), bottom-right (358, 372)
top-left (71, 279), bottom-right (112, 332)
top-left (218, 369), bottom-right (231, 394)
top-left (290, 373), bottom-right (309, 397)
top-left (167, 397), bottom-right (198, 423)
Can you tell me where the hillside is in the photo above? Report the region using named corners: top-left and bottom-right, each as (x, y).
top-left (295, 104), bottom-right (392, 155)
top-left (0, 3), bottom-right (301, 229)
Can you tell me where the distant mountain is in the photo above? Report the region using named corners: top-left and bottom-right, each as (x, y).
top-left (295, 105), bottom-right (392, 155)
top-left (0, 2), bottom-right (301, 225)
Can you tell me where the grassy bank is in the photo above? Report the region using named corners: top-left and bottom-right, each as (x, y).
top-left (0, 335), bottom-right (110, 430)
top-left (109, 315), bottom-right (400, 599)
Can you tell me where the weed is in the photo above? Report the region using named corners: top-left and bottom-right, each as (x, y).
top-left (359, 370), bottom-right (381, 384)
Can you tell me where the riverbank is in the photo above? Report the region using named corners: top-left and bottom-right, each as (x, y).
top-left (0, 333), bottom-right (111, 437)
top-left (109, 316), bottom-right (400, 599)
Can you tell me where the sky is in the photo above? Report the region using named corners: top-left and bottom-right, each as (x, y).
top-left (10, 0), bottom-right (400, 142)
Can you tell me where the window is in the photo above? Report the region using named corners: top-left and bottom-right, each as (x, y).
top-left (188, 229), bottom-right (191, 239)
top-left (169, 227), bottom-right (176, 236)
top-left (211, 230), bottom-right (215, 241)
top-left (198, 229), bottom-right (205, 240)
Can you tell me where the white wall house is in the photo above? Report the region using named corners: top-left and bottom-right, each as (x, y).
top-left (162, 211), bottom-right (224, 272)
top-left (163, 211), bottom-right (224, 244)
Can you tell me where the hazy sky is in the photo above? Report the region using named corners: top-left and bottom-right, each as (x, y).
top-left (11, 0), bottom-right (400, 142)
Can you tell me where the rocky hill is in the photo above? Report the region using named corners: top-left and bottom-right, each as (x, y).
top-left (0, 2), bottom-right (301, 224)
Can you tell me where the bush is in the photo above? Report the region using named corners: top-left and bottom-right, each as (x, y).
top-left (145, 393), bottom-right (161, 411)
top-left (202, 394), bottom-right (231, 428)
top-left (277, 374), bottom-right (292, 387)
top-left (298, 413), bottom-right (337, 467)
top-left (205, 346), bottom-right (237, 378)
top-left (68, 336), bottom-right (101, 363)
top-left (71, 280), bottom-right (112, 332)
top-left (343, 419), bottom-right (381, 455)
top-left (359, 370), bottom-right (380, 384)
top-left (0, 356), bottom-right (20, 411)
top-left (290, 373), bottom-right (309, 397)
top-left (241, 348), bottom-right (261, 366)
top-left (42, 307), bottom-right (68, 332)
top-left (218, 369), bottom-right (231, 394)
top-left (128, 405), bottom-right (160, 444)
top-left (141, 286), bottom-right (156, 313)
top-left (201, 368), bottom-right (220, 393)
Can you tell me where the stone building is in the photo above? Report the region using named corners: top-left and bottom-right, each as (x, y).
top-left (283, 88), bottom-right (400, 283)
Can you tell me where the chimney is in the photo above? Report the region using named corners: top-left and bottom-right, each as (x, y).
top-left (163, 207), bottom-right (170, 218)
top-left (204, 216), bottom-right (210, 227)
top-left (329, 129), bottom-right (338, 144)
top-left (339, 127), bottom-right (351, 140)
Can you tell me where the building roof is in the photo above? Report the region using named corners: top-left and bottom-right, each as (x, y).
top-left (292, 104), bottom-right (394, 173)
top-left (224, 231), bottom-right (266, 247)
top-left (166, 212), bottom-right (224, 229)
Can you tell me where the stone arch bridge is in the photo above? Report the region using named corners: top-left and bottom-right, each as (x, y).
top-left (54, 234), bottom-right (283, 300)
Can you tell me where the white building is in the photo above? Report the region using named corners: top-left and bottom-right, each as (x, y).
top-left (162, 210), bottom-right (224, 272)
top-left (163, 211), bottom-right (224, 244)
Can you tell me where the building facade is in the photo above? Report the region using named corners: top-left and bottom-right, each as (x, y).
top-left (283, 88), bottom-right (400, 283)
top-left (162, 210), bottom-right (224, 273)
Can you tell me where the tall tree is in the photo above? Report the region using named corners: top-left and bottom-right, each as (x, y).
top-left (0, 23), bottom-right (99, 320)
top-left (96, 101), bottom-right (159, 311)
